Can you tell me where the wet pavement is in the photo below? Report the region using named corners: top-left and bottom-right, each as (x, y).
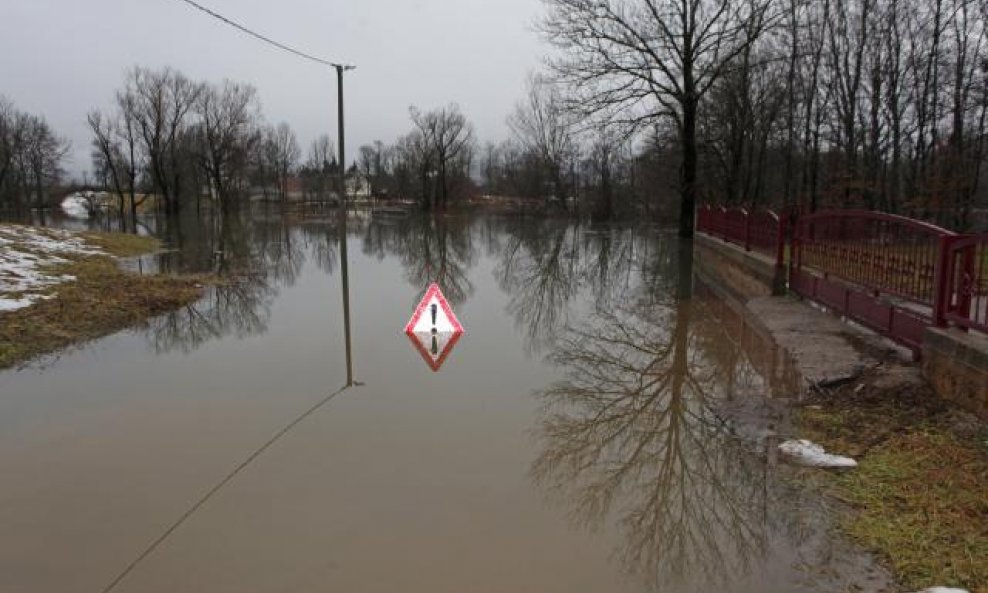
top-left (0, 212), bottom-right (891, 593)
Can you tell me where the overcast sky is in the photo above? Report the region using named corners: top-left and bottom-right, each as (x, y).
top-left (1, 0), bottom-right (546, 177)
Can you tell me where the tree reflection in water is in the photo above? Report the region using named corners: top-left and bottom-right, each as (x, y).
top-left (496, 221), bottom-right (580, 353)
top-left (532, 255), bottom-right (809, 591)
top-left (362, 214), bottom-right (476, 305)
top-left (142, 214), bottom-right (310, 353)
top-left (493, 220), bottom-right (676, 355)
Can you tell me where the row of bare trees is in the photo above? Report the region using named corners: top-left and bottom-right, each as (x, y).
top-left (87, 66), bottom-right (314, 230)
top-left (476, 75), bottom-right (663, 222)
top-left (0, 96), bottom-right (70, 218)
top-left (536, 0), bottom-right (988, 232)
top-left (338, 104), bottom-right (477, 211)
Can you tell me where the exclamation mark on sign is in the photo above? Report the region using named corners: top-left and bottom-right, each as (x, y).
top-left (430, 303), bottom-right (439, 355)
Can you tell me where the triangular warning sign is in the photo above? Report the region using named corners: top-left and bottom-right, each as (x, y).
top-left (405, 282), bottom-right (464, 372)
top-left (405, 282), bottom-right (464, 334)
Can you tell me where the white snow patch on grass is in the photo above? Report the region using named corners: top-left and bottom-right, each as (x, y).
top-left (0, 224), bottom-right (102, 312)
top-left (779, 439), bottom-right (858, 468)
top-left (912, 588), bottom-right (970, 593)
top-left (61, 193), bottom-right (93, 219)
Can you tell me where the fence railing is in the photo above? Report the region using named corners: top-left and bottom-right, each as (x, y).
top-left (787, 211), bottom-right (959, 353)
top-left (943, 234), bottom-right (988, 333)
top-left (697, 205), bottom-right (786, 267)
top-left (696, 204), bottom-right (988, 355)
top-left (792, 210), bottom-right (955, 308)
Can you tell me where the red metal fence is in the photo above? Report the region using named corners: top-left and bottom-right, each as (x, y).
top-left (789, 211), bottom-right (957, 353)
top-left (697, 205), bottom-right (786, 267)
top-left (696, 204), bottom-right (988, 356)
top-left (943, 235), bottom-right (988, 333)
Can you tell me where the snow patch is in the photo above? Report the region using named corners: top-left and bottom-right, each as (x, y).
top-left (0, 224), bottom-right (102, 312)
top-left (0, 296), bottom-right (40, 311)
top-left (61, 193), bottom-right (94, 219)
top-left (912, 588), bottom-right (969, 593)
top-left (778, 439), bottom-right (857, 468)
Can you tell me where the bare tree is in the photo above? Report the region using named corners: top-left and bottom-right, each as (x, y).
top-left (303, 134), bottom-right (335, 203)
top-left (194, 80), bottom-right (261, 213)
top-left (0, 97), bottom-right (19, 211)
top-left (410, 104), bottom-right (475, 209)
top-left (540, 0), bottom-right (776, 235)
top-left (393, 129), bottom-right (433, 207)
top-left (265, 122), bottom-right (300, 204)
top-left (126, 66), bottom-right (201, 216)
top-left (22, 115), bottom-right (69, 223)
top-left (508, 75), bottom-right (577, 208)
top-left (88, 111), bottom-right (129, 229)
top-left (357, 140), bottom-right (388, 197)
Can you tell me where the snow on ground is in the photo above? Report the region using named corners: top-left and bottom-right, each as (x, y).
top-left (60, 192), bottom-right (98, 219)
top-left (0, 224), bottom-right (102, 312)
top-left (778, 439), bottom-right (858, 468)
top-left (913, 588), bottom-right (969, 593)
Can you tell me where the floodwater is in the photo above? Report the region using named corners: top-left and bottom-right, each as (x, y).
top-left (0, 212), bottom-right (889, 593)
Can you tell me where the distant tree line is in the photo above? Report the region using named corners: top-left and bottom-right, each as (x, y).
top-left (86, 66), bottom-right (319, 231)
top-left (14, 0), bottom-right (988, 237)
top-left (355, 91), bottom-right (654, 221)
top-left (0, 96), bottom-right (70, 219)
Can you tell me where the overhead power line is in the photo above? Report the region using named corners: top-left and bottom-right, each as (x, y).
top-left (100, 382), bottom-right (357, 593)
top-left (173, 0), bottom-right (352, 69)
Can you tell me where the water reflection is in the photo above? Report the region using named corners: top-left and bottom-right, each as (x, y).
top-left (495, 221), bottom-right (580, 353)
top-left (362, 214), bottom-right (475, 305)
top-left (531, 249), bottom-right (811, 592)
top-left (493, 221), bottom-right (677, 354)
top-left (339, 212), bottom-right (354, 386)
top-left (145, 277), bottom-right (274, 354)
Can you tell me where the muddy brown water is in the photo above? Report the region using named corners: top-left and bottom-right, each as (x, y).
top-left (0, 212), bottom-right (890, 593)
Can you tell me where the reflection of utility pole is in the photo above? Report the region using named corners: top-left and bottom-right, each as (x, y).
top-left (340, 219), bottom-right (353, 386)
top-left (333, 63), bottom-right (355, 386)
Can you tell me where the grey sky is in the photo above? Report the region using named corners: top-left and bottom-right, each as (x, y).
top-left (1, 0), bottom-right (546, 177)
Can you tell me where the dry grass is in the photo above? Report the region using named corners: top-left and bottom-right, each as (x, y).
top-left (80, 231), bottom-right (160, 257)
top-left (798, 372), bottom-right (988, 593)
top-left (0, 231), bottom-right (207, 370)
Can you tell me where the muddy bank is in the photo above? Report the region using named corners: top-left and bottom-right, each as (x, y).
top-left (0, 224), bottom-right (209, 369)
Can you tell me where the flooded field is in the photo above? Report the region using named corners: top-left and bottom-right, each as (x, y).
top-left (0, 212), bottom-right (888, 593)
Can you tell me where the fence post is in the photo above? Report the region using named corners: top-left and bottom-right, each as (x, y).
top-left (933, 235), bottom-right (952, 327)
top-left (744, 209), bottom-right (752, 251)
top-left (959, 242), bottom-right (976, 326)
top-left (790, 216), bottom-right (803, 295)
top-left (776, 213), bottom-right (787, 269)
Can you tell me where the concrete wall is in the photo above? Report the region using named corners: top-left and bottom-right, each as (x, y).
top-left (697, 230), bottom-right (988, 420)
top-left (694, 233), bottom-right (785, 302)
top-left (922, 327), bottom-right (988, 420)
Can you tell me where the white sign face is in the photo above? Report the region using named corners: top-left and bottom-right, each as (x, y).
top-left (410, 293), bottom-right (458, 333)
top-left (404, 283), bottom-right (464, 372)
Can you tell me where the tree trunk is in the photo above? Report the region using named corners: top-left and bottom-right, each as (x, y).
top-left (679, 99), bottom-right (698, 238)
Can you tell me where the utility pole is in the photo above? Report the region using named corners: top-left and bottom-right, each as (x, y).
top-left (334, 64), bottom-right (354, 209)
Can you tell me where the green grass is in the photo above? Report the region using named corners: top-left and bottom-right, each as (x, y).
top-left (835, 430), bottom-right (988, 590)
top-left (798, 384), bottom-right (988, 593)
